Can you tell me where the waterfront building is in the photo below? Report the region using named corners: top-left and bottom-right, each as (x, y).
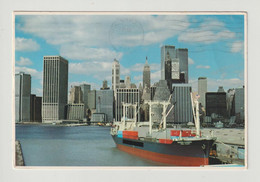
top-left (234, 87), bottom-right (245, 122)
top-left (66, 104), bottom-right (84, 120)
top-left (15, 72), bottom-right (31, 122)
top-left (206, 92), bottom-right (227, 118)
top-left (172, 84), bottom-right (193, 123)
top-left (96, 89), bottom-right (114, 122)
top-left (161, 45), bottom-right (176, 80)
top-left (30, 94), bottom-right (42, 122)
top-left (80, 84), bottom-right (91, 119)
top-left (42, 56), bottom-right (68, 123)
top-left (88, 90), bottom-right (96, 110)
top-left (198, 77), bottom-right (207, 107)
top-left (69, 86), bottom-right (83, 104)
top-left (112, 58), bottom-right (120, 93)
top-left (91, 113), bottom-right (106, 122)
top-left (175, 48), bottom-right (188, 83)
top-left (115, 88), bottom-right (140, 122)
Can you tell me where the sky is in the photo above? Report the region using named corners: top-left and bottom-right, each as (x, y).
top-left (15, 13), bottom-right (245, 96)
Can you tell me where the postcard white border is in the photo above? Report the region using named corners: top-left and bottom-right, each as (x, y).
top-left (1, 0), bottom-right (259, 182)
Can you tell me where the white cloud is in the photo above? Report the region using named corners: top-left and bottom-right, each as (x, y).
top-left (16, 57), bottom-right (33, 66)
top-left (196, 65), bottom-right (210, 69)
top-left (15, 66), bottom-right (42, 79)
top-left (69, 61), bottom-right (112, 81)
top-left (17, 15), bottom-right (190, 48)
top-left (178, 18), bottom-right (236, 44)
top-left (188, 57), bottom-right (195, 65)
top-left (230, 41), bottom-right (244, 53)
top-left (178, 30), bottom-right (235, 44)
top-left (60, 45), bottom-right (123, 62)
top-left (15, 37), bottom-right (40, 51)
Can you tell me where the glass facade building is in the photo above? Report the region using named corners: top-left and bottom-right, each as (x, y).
top-left (42, 56), bottom-right (68, 123)
top-left (15, 72), bottom-right (31, 122)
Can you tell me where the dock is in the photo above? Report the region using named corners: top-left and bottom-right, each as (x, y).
top-left (15, 140), bottom-right (25, 166)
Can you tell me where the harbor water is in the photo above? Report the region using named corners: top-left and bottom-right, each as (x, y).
top-left (15, 124), bottom-right (165, 166)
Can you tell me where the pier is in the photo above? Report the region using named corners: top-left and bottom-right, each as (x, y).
top-left (15, 140), bottom-right (25, 166)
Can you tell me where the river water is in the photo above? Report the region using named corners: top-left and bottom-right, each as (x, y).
top-left (15, 124), bottom-right (164, 166)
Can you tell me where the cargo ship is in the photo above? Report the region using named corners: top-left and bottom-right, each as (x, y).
top-left (111, 97), bottom-right (216, 166)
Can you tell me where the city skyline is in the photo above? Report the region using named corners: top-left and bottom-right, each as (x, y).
top-left (15, 14), bottom-right (245, 96)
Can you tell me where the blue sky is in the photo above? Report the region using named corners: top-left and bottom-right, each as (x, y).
top-left (15, 14), bottom-right (245, 96)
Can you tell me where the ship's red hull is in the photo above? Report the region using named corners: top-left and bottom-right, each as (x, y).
top-left (117, 143), bottom-right (209, 166)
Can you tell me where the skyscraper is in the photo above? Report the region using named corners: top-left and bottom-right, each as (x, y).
top-left (206, 92), bottom-right (227, 118)
top-left (143, 56), bottom-right (151, 89)
top-left (112, 58), bottom-right (120, 94)
top-left (165, 52), bottom-right (172, 92)
top-left (96, 89), bottom-right (114, 122)
top-left (198, 77), bottom-right (207, 107)
top-left (30, 94), bottom-right (42, 122)
top-left (115, 88), bottom-right (140, 122)
top-left (42, 56), bottom-right (68, 123)
top-left (176, 48), bottom-right (188, 83)
top-left (69, 86), bottom-right (83, 104)
top-left (143, 56), bottom-right (151, 100)
top-left (234, 87), bottom-right (245, 122)
top-left (161, 45), bottom-right (175, 80)
top-left (15, 72), bottom-right (31, 122)
top-left (172, 84), bottom-right (193, 123)
top-left (66, 86), bottom-right (84, 120)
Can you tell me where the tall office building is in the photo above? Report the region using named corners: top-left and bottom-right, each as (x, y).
top-left (142, 56), bottom-right (151, 100)
top-left (234, 87), bottom-right (245, 122)
top-left (143, 57), bottom-right (151, 89)
top-left (96, 89), bottom-right (114, 122)
top-left (15, 72), bottom-right (31, 122)
top-left (176, 48), bottom-right (188, 83)
top-left (115, 88), bottom-right (140, 122)
top-left (42, 56), bottom-right (68, 123)
top-left (198, 77), bottom-right (207, 107)
top-left (88, 90), bottom-right (96, 110)
top-left (80, 84), bottom-right (91, 111)
top-left (206, 92), bottom-right (227, 118)
top-left (165, 52), bottom-right (172, 92)
top-left (69, 86), bottom-right (83, 104)
top-left (161, 45), bottom-right (188, 91)
top-left (66, 86), bottom-right (84, 120)
top-left (172, 84), bottom-right (193, 123)
top-left (112, 59), bottom-right (120, 93)
top-left (30, 94), bottom-right (42, 122)
top-left (161, 45), bottom-right (176, 80)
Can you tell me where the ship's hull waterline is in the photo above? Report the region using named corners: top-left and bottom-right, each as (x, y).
top-left (112, 135), bottom-right (215, 166)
